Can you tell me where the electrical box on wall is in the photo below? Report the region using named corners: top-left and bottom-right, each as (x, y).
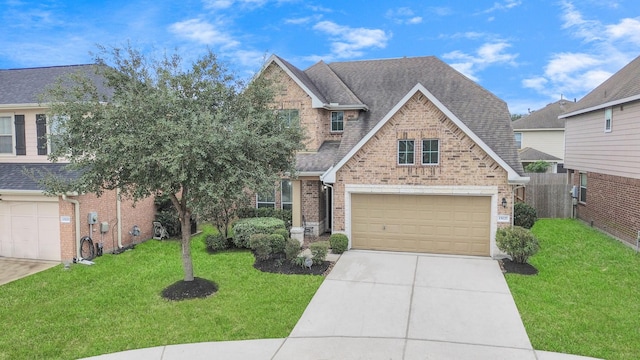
top-left (87, 212), bottom-right (98, 224)
top-left (100, 221), bottom-right (109, 233)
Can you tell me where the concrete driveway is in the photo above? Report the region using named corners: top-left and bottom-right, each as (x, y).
top-left (0, 257), bottom-right (58, 286)
top-left (86, 251), bottom-right (601, 360)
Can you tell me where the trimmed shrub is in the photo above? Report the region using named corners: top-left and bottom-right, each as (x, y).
top-left (249, 233), bottom-right (272, 261)
top-left (293, 256), bottom-right (308, 268)
top-left (205, 233), bottom-right (228, 252)
top-left (232, 217), bottom-right (286, 248)
top-left (272, 228), bottom-right (290, 240)
top-left (329, 233), bottom-right (348, 254)
top-left (268, 233), bottom-right (286, 254)
top-left (514, 202), bottom-right (537, 229)
top-left (310, 241), bottom-right (329, 265)
top-left (284, 238), bottom-right (301, 261)
top-left (496, 226), bottom-right (540, 264)
top-left (237, 208), bottom-right (292, 229)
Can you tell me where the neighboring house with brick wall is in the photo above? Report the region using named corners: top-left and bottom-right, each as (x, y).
top-left (512, 99), bottom-right (577, 173)
top-left (258, 55), bottom-right (528, 257)
top-left (560, 54), bottom-right (640, 246)
top-left (0, 65), bottom-right (156, 263)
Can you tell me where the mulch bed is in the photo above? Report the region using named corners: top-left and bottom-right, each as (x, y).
top-left (499, 259), bottom-right (538, 275)
top-left (254, 253), bottom-right (334, 276)
top-left (161, 277), bottom-right (218, 301)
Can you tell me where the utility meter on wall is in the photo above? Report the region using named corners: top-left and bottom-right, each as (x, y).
top-left (87, 212), bottom-right (98, 224)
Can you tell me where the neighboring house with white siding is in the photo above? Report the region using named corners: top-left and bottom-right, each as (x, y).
top-left (0, 65), bottom-right (156, 263)
top-left (512, 99), bottom-right (576, 173)
top-left (560, 54), bottom-right (640, 245)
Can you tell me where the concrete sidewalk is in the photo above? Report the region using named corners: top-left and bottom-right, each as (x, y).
top-left (0, 257), bottom-right (58, 286)
top-left (85, 251), bottom-right (602, 360)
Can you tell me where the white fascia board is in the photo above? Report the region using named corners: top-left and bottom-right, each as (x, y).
top-left (559, 94), bottom-right (640, 118)
top-left (322, 83), bottom-right (526, 183)
top-left (264, 55), bottom-right (325, 108)
top-left (0, 103), bottom-right (46, 110)
top-left (514, 128), bottom-right (564, 132)
top-left (0, 189), bottom-right (47, 196)
top-left (323, 104), bottom-right (369, 111)
top-left (296, 171), bottom-right (323, 177)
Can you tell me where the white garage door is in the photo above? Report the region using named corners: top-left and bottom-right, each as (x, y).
top-left (351, 194), bottom-right (491, 256)
top-left (0, 201), bottom-right (61, 261)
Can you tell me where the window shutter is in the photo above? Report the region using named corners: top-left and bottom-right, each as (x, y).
top-left (14, 115), bottom-right (26, 155)
top-left (36, 114), bottom-right (47, 155)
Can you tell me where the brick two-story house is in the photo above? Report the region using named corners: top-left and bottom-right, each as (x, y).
top-left (0, 65), bottom-right (156, 263)
top-left (258, 55), bottom-right (528, 257)
top-left (561, 55), bottom-right (640, 246)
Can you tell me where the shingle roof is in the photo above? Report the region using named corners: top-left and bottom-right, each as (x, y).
top-left (305, 61), bottom-right (364, 106)
top-left (566, 54), bottom-right (640, 114)
top-left (300, 56), bottom-right (523, 175)
top-left (518, 147), bottom-right (561, 162)
top-left (512, 99), bottom-right (577, 129)
top-left (296, 141), bottom-right (341, 173)
top-left (0, 64), bottom-right (109, 105)
top-left (0, 163), bottom-right (81, 191)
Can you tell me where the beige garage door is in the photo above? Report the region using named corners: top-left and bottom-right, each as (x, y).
top-left (0, 201), bottom-right (61, 261)
top-left (351, 194), bottom-right (490, 256)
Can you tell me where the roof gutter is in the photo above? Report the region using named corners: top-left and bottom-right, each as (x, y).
top-left (297, 171), bottom-right (324, 177)
top-left (508, 176), bottom-right (530, 185)
top-left (0, 189), bottom-right (47, 195)
top-left (322, 103), bottom-right (369, 111)
top-left (559, 94), bottom-right (640, 118)
top-left (0, 103), bottom-right (47, 110)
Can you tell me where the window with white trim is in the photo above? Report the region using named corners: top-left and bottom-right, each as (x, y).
top-left (331, 111), bottom-right (344, 132)
top-left (281, 180), bottom-right (292, 210)
top-left (256, 190), bottom-right (276, 208)
top-left (579, 173), bottom-right (587, 203)
top-left (279, 109), bottom-right (299, 128)
top-left (604, 107), bottom-right (612, 132)
top-left (422, 139), bottom-right (439, 165)
top-left (398, 139), bottom-right (414, 165)
top-left (514, 132), bottom-right (522, 149)
top-left (0, 114), bottom-right (14, 154)
top-left (49, 115), bottom-right (67, 154)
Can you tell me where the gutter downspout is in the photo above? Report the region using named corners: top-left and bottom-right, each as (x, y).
top-left (116, 188), bottom-right (123, 249)
top-left (61, 194), bottom-right (81, 260)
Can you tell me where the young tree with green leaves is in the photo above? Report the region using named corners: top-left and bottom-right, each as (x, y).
top-left (42, 45), bottom-right (304, 283)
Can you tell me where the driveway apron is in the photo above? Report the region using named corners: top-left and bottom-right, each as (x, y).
top-left (277, 250), bottom-right (535, 360)
top-left (0, 257), bottom-right (58, 286)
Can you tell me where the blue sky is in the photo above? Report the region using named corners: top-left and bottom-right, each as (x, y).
top-left (2, 0), bottom-right (640, 114)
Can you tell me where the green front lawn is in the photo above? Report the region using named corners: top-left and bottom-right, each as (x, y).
top-left (0, 225), bottom-right (324, 360)
top-left (506, 219), bottom-right (640, 360)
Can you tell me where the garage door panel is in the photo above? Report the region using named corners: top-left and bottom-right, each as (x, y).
top-left (351, 194), bottom-right (490, 256)
top-left (0, 201), bottom-right (61, 261)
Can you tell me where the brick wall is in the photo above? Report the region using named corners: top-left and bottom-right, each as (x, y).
top-left (570, 169), bottom-right (640, 245)
top-left (333, 92), bottom-right (512, 231)
top-left (57, 190), bottom-right (156, 261)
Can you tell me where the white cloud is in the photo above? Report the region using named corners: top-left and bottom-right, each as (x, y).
top-left (203, 0), bottom-right (268, 9)
top-left (523, 2), bottom-right (640, 100)
top-left (169, 19), bottom-right (239, 49)
top-left (386, 7), bottom-right (423, 25)
top-left (311, 21), bottom-right (391, 59)
top-left (480, 0), bottom-right (522, 14)
top-left (443, 41), bottom-right (518, 80)
top-left (606, 17), bottom-right (640, 45)
top-left (429, 7), bottom-right (453, 16)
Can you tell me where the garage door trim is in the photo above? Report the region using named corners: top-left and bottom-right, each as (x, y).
top-left (344, 184), bottom-right (499, 257)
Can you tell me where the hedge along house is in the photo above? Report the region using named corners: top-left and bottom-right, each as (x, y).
top-left (259, 55), bottom-right (528, 257)
top-left (0, 65), bottom-right (155, 263)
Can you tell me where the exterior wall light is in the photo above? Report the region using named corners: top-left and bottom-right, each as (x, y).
top-left (502, 197), bottom-right (507, 208)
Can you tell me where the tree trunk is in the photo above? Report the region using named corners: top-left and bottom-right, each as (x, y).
top-left (181, 214), bottom-right (194, 281)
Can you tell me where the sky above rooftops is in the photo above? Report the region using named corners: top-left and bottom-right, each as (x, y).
top-left (1, 0), bottom-right (639, 114)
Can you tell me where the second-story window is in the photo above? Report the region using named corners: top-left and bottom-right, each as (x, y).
top-left (279, 109), bottom-right (299, 128)
top-left (331, 111), bottom-right (344, 132)
top-left (514, 132), bottom-right (522, 149)
top-left (398, 140), bottom-right (414, 165)
top-left (0, 114), bottom-right (13, 154)
top-left (604, 107), bottom-right (612, 132)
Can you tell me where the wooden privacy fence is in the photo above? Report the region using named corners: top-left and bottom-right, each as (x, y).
top-left (523, 173), bottom-right (572, 218)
